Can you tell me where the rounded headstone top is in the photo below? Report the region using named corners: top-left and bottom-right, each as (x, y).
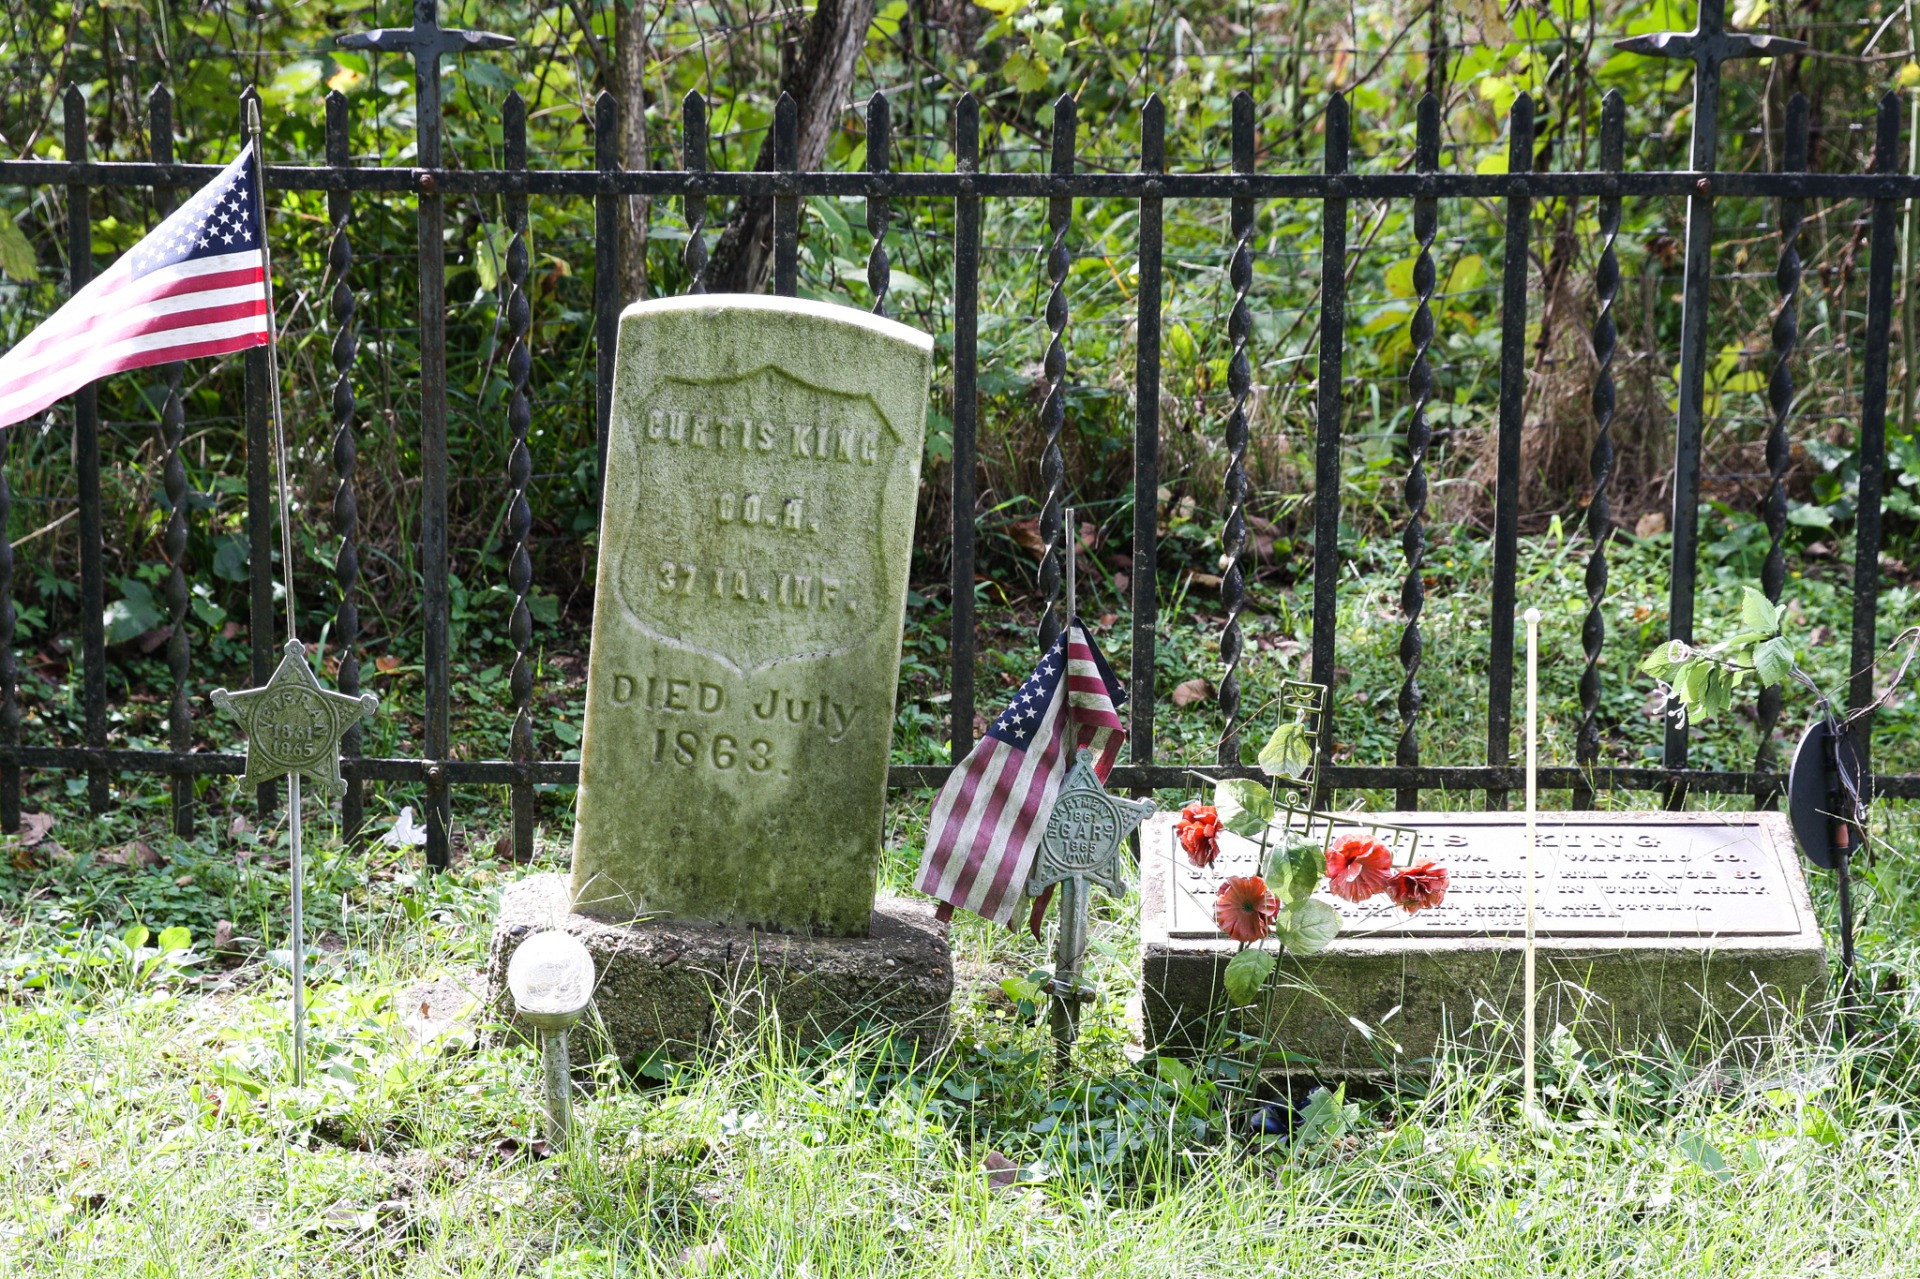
top-left (614, 293), bottom-right (934, 356)
top-left (507, 929), bottom-right (595, 1031)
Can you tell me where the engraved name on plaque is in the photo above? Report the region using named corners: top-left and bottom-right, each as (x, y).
top-left (1166, 813), bottom-right (1804, 939)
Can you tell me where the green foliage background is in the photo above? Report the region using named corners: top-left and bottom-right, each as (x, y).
top-left (0, 0), bottom-right (1910, 806)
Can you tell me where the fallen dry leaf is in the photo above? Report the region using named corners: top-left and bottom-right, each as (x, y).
top-left (1007, 518), bottom-right (1047, 561)
top-left (17, 812), bottom-right (54, 847)
top-left (680, 1237), bottom-right (730, 1274)
top-left (982, 1150), bottom-right (1020, 1190)
top-left (1171, 678), bottom-right (1215, 707)
top-left (99, 840), bottom-right (164, 871)
top-left (1184, 570), bottom-right (1223, 591)
top-left (1634, 511), bottom-right (1667, 539)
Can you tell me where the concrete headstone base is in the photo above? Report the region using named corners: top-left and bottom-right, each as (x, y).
top-left (1140, 812), bottom-right (1830, 1078)
top-left (487, 873), bottom-right (953, 1065)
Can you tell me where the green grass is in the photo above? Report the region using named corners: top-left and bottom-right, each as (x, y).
top-left (3, 536), bottom-right (1919, 1277)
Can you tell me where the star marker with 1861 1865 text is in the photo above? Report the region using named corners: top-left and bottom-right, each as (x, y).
top-left (211, 639), bottom-right (379, 797)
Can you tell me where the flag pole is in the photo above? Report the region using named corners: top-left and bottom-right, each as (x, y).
top-left (1523, 607), bottom-right (1541, 1116)
top-left (246, 97), bottom-right (307, 1088)
top-left (1049, 507), bottom-right (1080, 1066)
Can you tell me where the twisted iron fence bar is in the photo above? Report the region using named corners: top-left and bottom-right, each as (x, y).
top-left (866, 92), bottom-right (891, 317)
top-left (1577, 90), bottom-right (1625, 814)
top-left (1308, 93), bottom-right (1349, 808)
top-left (150, 85), bottom-right (196, 839)
top-left (504, 92), bottom-right (537, 863)
top-left (1130, 96), bottom-right (1165, 778)
top-left (1037, 94), bottom-right (1074, 652)
top-left (1216, 91), bottom-right (1255, 769)
top-left (0, 81), bottom-right (1911, 837)
top-left (1849, 93), bottom-right (1904, 773)
top-left (1485, 93), bottom-right (1533, 813)
top-left (948, 94), bottom-right (980, 764)
top-left (65, 85), bottom-right (108, 817)
top-left (325, 88), bottom-right (367, 845)
top-left (1756, 93), bottom-right (1808, 798)
top-left (1395, 91), bottom-right (1438, 810)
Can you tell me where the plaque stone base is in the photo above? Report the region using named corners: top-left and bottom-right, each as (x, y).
top-left (488, 873), bottom-right (952, 1064)
top-left (1140, 811), bottom-right (1829, 1076)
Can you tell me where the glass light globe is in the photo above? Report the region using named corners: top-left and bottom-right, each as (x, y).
top-left (506, 930), bottom-right (594, 1030)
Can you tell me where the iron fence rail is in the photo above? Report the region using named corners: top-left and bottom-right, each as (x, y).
top-left (0, 63), bottom-right (1911, 865)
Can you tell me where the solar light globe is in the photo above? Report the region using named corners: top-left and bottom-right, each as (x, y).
top-left (507, 929), bottom-right (595, 1034)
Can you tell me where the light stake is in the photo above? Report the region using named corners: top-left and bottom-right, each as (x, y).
top-left (507, 930), bottom-right (595, 1148)
top-left (1523, 607), bottom-right (1541, 1116)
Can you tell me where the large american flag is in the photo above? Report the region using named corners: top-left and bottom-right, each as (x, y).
top-left (916, 619), bottom-right (1127, 927)
top-left (0, 145), bottom-right (269, 430)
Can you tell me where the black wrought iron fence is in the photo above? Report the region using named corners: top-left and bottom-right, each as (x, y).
top-left (0, 1), bottom-right (1914, 871)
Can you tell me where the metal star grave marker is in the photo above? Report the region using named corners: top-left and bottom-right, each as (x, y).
top-left (211, 639), bottom-right (378, 797)
top-left (1028, 747), bottom-right (1155, 1058)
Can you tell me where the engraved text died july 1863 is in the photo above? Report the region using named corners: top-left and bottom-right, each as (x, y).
top-left (570, 297), bottom-right (933, 937)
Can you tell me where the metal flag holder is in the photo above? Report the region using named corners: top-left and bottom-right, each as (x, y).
top-left (1027, 507), bottom-right (1155, 1066)
top-left (1253, 677), bottom-right (1423, 871)
top-left (209, 101), bottom-right (379, 1087)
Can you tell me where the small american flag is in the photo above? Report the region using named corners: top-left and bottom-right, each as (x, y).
top-left (0, 145), bottom-right (270, 430)
top-left (916, 618), bottom-right (1127, 926)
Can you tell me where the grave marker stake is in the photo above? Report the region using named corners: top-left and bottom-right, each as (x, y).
top-left (207, 102), bottom-right (379, 1087)
top-left (1524, 607), bottom-right (1541, 1113)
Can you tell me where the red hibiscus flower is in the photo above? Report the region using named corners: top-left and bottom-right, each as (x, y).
top-left (1324, 834), bottom-right (1394, 903)
top-left (1215, 875), bottom-right (1280, 944)
top-left (1176, 802), bottom-right (1222, 868)
top-left (1388, 862), bottom-right (1450, 913)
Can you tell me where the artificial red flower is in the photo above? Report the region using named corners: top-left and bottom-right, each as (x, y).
top-left (1215, 875), bottom-right (1280, 944)
top-left (1177, 802), bottom-right (1222, 868)
top-left (1388, 862), bottom-right (1450, 913)
top-left (1324, 834), bottom-right (1394, 903)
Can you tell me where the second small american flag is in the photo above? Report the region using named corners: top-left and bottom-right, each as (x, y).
top-left (915, 619), bottom-right (1127, 927)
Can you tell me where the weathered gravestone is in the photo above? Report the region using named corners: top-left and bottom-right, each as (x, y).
top-left (489, 296), bottom-right (951, 1062)
top-left (1141, 811), bottom-right (1827, 1076)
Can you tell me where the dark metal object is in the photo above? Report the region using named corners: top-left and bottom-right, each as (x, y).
top-left (326, 89), bottom-right (366, 843)
top-left (19, 157), bottom-right (1920, 202)
top-left (150, 85), bottom-right (196, 838)
top-left (866, 92), bottom-right (891, 317)
top-left (504, 93), bottom-right (537, 864)
top-left (1029, 747), bottom-right (1154, 1060)
top-left (1396, 93), bottom-right (1438, 809)
top-left (681, 92), bottom-right (709, 293)
top-left (1038, 94), bottom-right (1075, 651)
top-left (1756, 95), bottom-right (1809, 799)
top-left (1131, 97), bottom-right (1165, 777)
top-left (9, 68), bottom-right (1918, 835)
top-left (1787, 720), bottom-right (1865, 872)
top-left (1218, 92), bottom-right (1255, 769)
top-left (1577, 91), bottom-right (1625, 812)
top-left (594, 90), bottom-right (620, 492)
top-left (1616, 0), bottom-right (1804, 804)
top-left (773, 93), bottom-right (798, 298)
top-left (1486, 93), bottom-right (1532, 812)
top-left (1309, 94), bottom-right (1349, 805)
top-left (67, 85), bottom-right (107, 816)
top-left (950, 95), bottom-right (980, 764)
top-left (339, 0), bottom-right (514, 869)
top-left (240, 89), bottom-right (276, 820)
top-left (1849, 95), bottom-right (1902, 769)
top-left (1787, 715), bottom-right (1863, 989)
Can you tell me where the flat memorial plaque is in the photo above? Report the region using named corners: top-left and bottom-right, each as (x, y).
top-left (1166, 812), bottom-right (1804, 939)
